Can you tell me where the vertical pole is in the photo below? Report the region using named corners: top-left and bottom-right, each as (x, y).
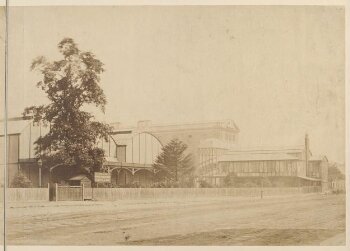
top-left (17, 136), bottom-right (20, 173)
top-left (49, 168), bottom-right (52, 187)
top-left (39, 166), bottom-right (42, 187)
top-left (55, 183), bottom-right (58, 202)
top-left (92, 186), bottom-right (94, 201)
top-left (29, 122), bottom-right (31, 158)
top-left (260, 178), bottom-right (263, 199)
top-left (82, 183), bottom-right (85, 201)
top-left (305, 134), bottom-right (309, 177)
top-left (151, 137), bottom-right (153, 163)
top-left (144, 133), bottom-right (147, 164)
top-left (108, 137), bottom-right (111, 157)
top-left (132, 137), bottom-right (134, 163)
top-left (47, 183), bottom-right (50, 201)
top-left (39, 122), bottom-right (42, 187)
top-left (139, 133), bottom-right (141, 163)
top-left (175, 163), bottom-right (178, 182)
top-left (39, 121), bottom-right (42, 156)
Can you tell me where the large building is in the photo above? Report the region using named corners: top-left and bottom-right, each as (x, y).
top-left (104, 119), bottom-right (239, 186)
top-left (0, 118), bottom-right (51, 187)
top-left (0, 118), bottom-right (328, 191)
top-left (0, 118), bottom-right (239, 187)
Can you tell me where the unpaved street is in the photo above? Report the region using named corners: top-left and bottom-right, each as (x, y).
top-left (7, 194), bottom-right (345, 245)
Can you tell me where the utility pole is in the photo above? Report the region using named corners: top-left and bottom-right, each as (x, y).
top-left (37, 158), bottom-right (42, 187)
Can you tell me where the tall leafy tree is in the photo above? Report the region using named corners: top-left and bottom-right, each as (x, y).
top-left (153, 138), bottom-right (194, 183)
top-left (23, 38), bottom-right (111, 181)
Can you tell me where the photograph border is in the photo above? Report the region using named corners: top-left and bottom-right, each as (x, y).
top-left (1, 0), bottom-right (349, 251)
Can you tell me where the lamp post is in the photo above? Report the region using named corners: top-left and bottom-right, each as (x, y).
top-left (37, 158), bottom-right (42, 187)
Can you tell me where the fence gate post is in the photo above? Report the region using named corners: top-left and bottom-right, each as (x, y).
top-left (55, 183), bottom-right (58, 202)
top-left (82, 184), bottom-right (85, 201)
top-left (47, 183), bottom-right (50, 201)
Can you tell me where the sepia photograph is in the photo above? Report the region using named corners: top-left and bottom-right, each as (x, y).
top-left (0, 2), bottom-right (347, 248)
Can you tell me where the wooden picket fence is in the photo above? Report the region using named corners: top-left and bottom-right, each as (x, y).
top-left (4, 186), bottom-right (322, 202)
top-left (7, 187), bottom-right (50, 202)
top-left (84, 186), bottom-right (321, 201)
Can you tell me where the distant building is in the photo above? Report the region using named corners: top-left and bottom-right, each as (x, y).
top-left (199, 135), bottom-right (329, 192)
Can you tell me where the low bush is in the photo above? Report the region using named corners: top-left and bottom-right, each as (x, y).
top-left (119, 181), bottom-right (142, 188)
top-left (198, 180), bottom-right (213, 188)
top-left (11, 171), bottom-right (33, 188)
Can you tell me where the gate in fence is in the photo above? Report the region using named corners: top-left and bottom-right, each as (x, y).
top-left (52, 184), bottom-right (92, 201)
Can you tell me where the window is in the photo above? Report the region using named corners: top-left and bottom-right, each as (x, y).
top-left (242, 162), bottom-right (249, 172)
top-left (116, 145), bottom-right (127, 162)
top-left (280, 161), bottom-right (286, 174)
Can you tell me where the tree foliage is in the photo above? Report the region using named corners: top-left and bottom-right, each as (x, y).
top-left (23, 38), bottom-right (111, 181)
top-left (153, 138), bottom-right (194, 183)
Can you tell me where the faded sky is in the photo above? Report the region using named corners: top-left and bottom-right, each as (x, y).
top-left (5, 6), bottom-right (345, 162)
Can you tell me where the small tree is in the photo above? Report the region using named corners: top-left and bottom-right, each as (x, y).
top-left (23, 38), bottom-right (111, 182)
top-left (153, 138), bottom-right (194, 184)
top-left (11, 172), bottom-right (32, 188)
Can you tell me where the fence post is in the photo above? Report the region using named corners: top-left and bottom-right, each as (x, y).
top-left (55, 183), bottom-right (58, 202)
top-left (82, 184), bottom-right (85, 201)
top-left (47, 183), bottom-right (50, 201)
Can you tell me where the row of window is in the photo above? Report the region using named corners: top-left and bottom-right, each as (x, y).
top-left (219, 161), bottom-right (299, 176)
top-left (235, 172), bottom-right (292, 177)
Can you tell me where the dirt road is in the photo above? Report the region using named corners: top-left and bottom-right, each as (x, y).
top-left (6, 194), bottom-right (346, 245)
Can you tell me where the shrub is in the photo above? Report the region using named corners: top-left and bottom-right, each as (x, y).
top-left (119, 181), bottom-right (141, 188)
top-left (198, 180), bottom-right (213, 188)
top-left (179, 177), bottom-right (195, 188)
top-left (151, 180), bottom-right (180, 188)
top-left (242, 181), bottom-right (258, 188)
top-left (11, 171), bottom-right (32, 188)
top-left (224, 172), bottom-right (237, 187)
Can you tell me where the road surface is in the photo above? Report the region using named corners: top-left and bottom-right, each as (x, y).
top-left (6, 193), bottom-right (346, 245)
